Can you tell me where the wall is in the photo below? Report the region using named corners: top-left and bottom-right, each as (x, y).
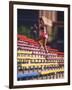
top-left (0, 0), bottom-right (72, 90)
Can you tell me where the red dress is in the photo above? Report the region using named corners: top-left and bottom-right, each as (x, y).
top-left (39, 30), bottom-right (48, 39)
top-left (39, 25), bottom-right (48, 39)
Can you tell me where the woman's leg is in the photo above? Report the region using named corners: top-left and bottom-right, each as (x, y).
top-left (44, 38), bottom-right (48, 53)
top-left (38, 39), bottom-right (44, 49)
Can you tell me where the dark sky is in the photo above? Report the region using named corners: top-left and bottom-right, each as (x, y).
top-left (17, 9), bottom-right (64, 27)
top-left (17, 9), bottom-right (39, 27)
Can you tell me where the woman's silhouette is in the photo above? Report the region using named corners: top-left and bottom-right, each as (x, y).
top-left (38, 17), bottom-right (48, 53)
